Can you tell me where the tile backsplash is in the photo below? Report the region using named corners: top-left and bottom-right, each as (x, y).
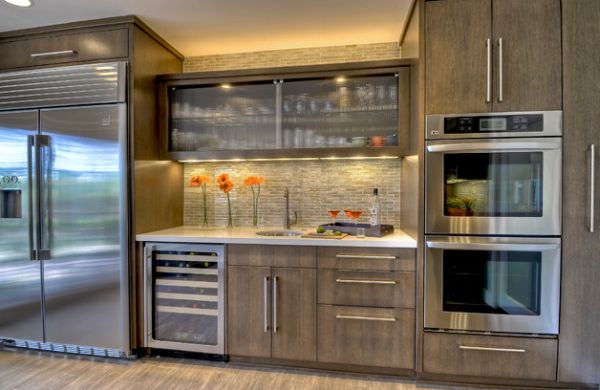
top-left (184, 42), bottom-right (401, 73)
top-left (183, 159), bottom-right (401, 229)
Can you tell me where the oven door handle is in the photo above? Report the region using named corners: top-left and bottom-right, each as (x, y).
top-left (426, 142), bottom-right (559, 153)
top-left (426, 241), bottom-right (560, 252)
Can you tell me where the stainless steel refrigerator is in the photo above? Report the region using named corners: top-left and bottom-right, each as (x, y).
top-left (0, 62), bottom-right (130, 357)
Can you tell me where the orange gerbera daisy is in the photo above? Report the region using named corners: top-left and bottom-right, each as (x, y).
top-left (189, 175), bottom-right (210, 187)
top-left (216, 173), bottom-right (230, 186)
top-left (244, 176), bottom-right (266, 186)
top-left (219, 179), bottom-right (234, 193)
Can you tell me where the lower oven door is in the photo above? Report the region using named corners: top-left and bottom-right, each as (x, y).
top-left (425, 137), bottom-right (562, 236)
top-left (425, 236), bottom-right (560, 335)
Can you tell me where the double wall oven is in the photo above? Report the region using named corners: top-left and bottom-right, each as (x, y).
top-left (424, 111), bottom-right (562, 336)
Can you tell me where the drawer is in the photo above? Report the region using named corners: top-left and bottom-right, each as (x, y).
top-left (0, 28), bottom-right (128, 69)
top-left (227, 245), bottom-right (316, 268)
top-left (318, 305), bottom-right (414, 369)
top-left (318, 269), bottom-right (415, 308)
top-left (318, 247), bottom-right (415, 271)
top-left (423, 332), bottom-right (557, 381)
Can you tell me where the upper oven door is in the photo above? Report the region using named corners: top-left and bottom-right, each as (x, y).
top-left (426, 137), bottom-right (562, 236)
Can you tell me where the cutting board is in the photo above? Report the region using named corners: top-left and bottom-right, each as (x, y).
top-left (301, 232), bottom-right (348, 239)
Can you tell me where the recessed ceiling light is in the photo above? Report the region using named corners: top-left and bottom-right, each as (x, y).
top-left (4, 0), bottom-right (32, 7)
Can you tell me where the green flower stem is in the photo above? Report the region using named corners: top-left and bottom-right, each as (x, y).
top-left (227, 192), bottom-right (233, 227)
top-left (202, 183), bottom-right (208, 227)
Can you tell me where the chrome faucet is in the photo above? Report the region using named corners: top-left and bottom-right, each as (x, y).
top-left (283, 187), bottom-right (297, 230)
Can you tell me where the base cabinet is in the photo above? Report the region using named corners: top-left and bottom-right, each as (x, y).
top-left (227, 245), bottom-right (317, 362)
top-left (318, 305), bottom-right (414, 369)
top-left (423, 332), bottom-right (557, 381)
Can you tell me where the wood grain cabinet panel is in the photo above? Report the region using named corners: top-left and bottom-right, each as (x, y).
top-left (317, 305), bottom-right (415, 369)
top-left (227, 266), bottom-right (272, 358)
top-left (425, 0), bottom-right (561, 114)
top-left (423, 332), bottom-right (557, 381)
top-left (0, 28), bottom-right (128, 69)
top-left (317, 247), bottom-right (415, 271)
top-left (271, 268), bottom-right (317, 361)
top-left (492, 0), bottom-right (562, 112)
top-left (425, 0), bottom-right (492, 114)
top-left (559, 0), bottom-right (600, 384)
top-left (318, 269), bottom-right (415, 308)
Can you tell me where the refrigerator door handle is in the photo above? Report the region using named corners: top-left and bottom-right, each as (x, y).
top-left (27, 135), bottom-right (36, 260)
top-left (34, 135), bottom-right (51, 260)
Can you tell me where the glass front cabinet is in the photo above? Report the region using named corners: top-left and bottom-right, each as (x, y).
top-left (159, 63), bottom-right (411, 159)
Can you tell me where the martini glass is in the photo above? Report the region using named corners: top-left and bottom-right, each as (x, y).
top-left (327, 210), bottom-right (340, 227)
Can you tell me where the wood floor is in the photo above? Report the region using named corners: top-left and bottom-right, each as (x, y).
top-left (0, 348), bottom-right (488, 390)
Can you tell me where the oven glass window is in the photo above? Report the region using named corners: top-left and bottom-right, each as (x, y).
top-left (444, 152), bottom-right (543, 217)
top-left (443, 250), bottom-right (541, 315)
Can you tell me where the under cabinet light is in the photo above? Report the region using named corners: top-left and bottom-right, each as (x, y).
top-left (178, 156), bottom-right (399, 163)
top-left (220, 84), bottom-right (232, 89)
top-left (4, 0), bottom-right (32, 6)
top-left (335, 76), bottom-right (346, 83)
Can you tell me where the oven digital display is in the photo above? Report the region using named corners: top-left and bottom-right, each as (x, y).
top-left (480, 117), bottom-right (507, 131)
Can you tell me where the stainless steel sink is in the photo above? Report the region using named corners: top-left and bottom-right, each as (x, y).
top-left (256, 230), bottom-right (303, 237)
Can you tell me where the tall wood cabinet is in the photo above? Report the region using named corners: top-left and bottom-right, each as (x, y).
top-left (425, 0), bottom-right (561, 114)
top-left (227, 245), bottom-right (317, 362)
top-left (559, 0), bottom-right (600, 385)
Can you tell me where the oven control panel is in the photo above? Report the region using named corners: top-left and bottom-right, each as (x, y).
top-left (444, 114), bottom-right (543, 134)
top-left (426, 111), bottom-right (562, 139)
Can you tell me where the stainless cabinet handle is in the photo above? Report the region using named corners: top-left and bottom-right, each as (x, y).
top-left (335, 278), bottom-right (396, 285)
top-left (486, 38), bottom-right (492, 103)
top-left (335, 254), bottom-right (397, 260)
top-left (263, 276), bottom-right (269, 333)
top-left (336, 314), bottom-right (396, 322)
top-left (272, 276), bottom-right (278, 333)
top-left (27, 135), bottom-right (35, 260)
top-left (498, 38), bottom-right (503, 103)
top-left (459, 345), bottom-right (525, 353)
top-left (590, 144), bottom-right (596, 233)
top-left (30, 50), bottom-right (78, 58)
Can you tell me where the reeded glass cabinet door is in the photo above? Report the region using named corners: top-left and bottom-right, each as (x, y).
top-left (281, 74), bottom-right (399, 148)
top-left (169, 82), bottom-right (277, 151)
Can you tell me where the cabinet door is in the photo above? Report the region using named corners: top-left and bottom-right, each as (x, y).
top-left (492, 0), bottom-right (562, 112)
top-left (425, 0), bottom-right (492, 114)
top-left (559, 0), bottom-right (600, 384)
top-left (227, 266), bottom-right (271, 358)
top-left (271, 268), bottom-right (317, 361)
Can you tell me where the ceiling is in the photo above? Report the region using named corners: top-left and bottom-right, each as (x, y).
top-left (0, 0), bottom-right (412, 57)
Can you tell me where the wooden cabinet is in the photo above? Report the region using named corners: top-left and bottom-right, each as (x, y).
top-left (159, 62), bottom-right (413, 160)
top-left (423, 332), bottom-right (557, 381)
top-left (318, 305), bottom-right (415, 369)
top-left (0, 28), bottom-right (128, 70)
top-left (227, 245), bottom-right (317, 361)
top-left (558, 0), bottom-right (600, 384)
top-left (425, 0), bottom-right (561, 114)
top-left (316, 247), bottom-right (416, 369)
top-left (227, 266), bottom-right (272, 358)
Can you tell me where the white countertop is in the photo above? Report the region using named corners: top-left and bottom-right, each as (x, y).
top-left (136, 226), bottom-right (417, 248)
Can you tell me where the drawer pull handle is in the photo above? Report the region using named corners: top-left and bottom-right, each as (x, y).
top-left (335, 254), bottom-right (397, 260)
top-left (458, 345), bottom-right (526, 353)
top-left (30, 50), bottom-right (78, 58)
top-left (335, 278), bottom-right (396, 285)
top-left (336, 314), bottom-right (396, 322)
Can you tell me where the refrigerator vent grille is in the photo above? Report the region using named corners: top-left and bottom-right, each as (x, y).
top-left (1, 338), bottom-right (126, 359)
top-left (0, 62), bottom-right (126, 110)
